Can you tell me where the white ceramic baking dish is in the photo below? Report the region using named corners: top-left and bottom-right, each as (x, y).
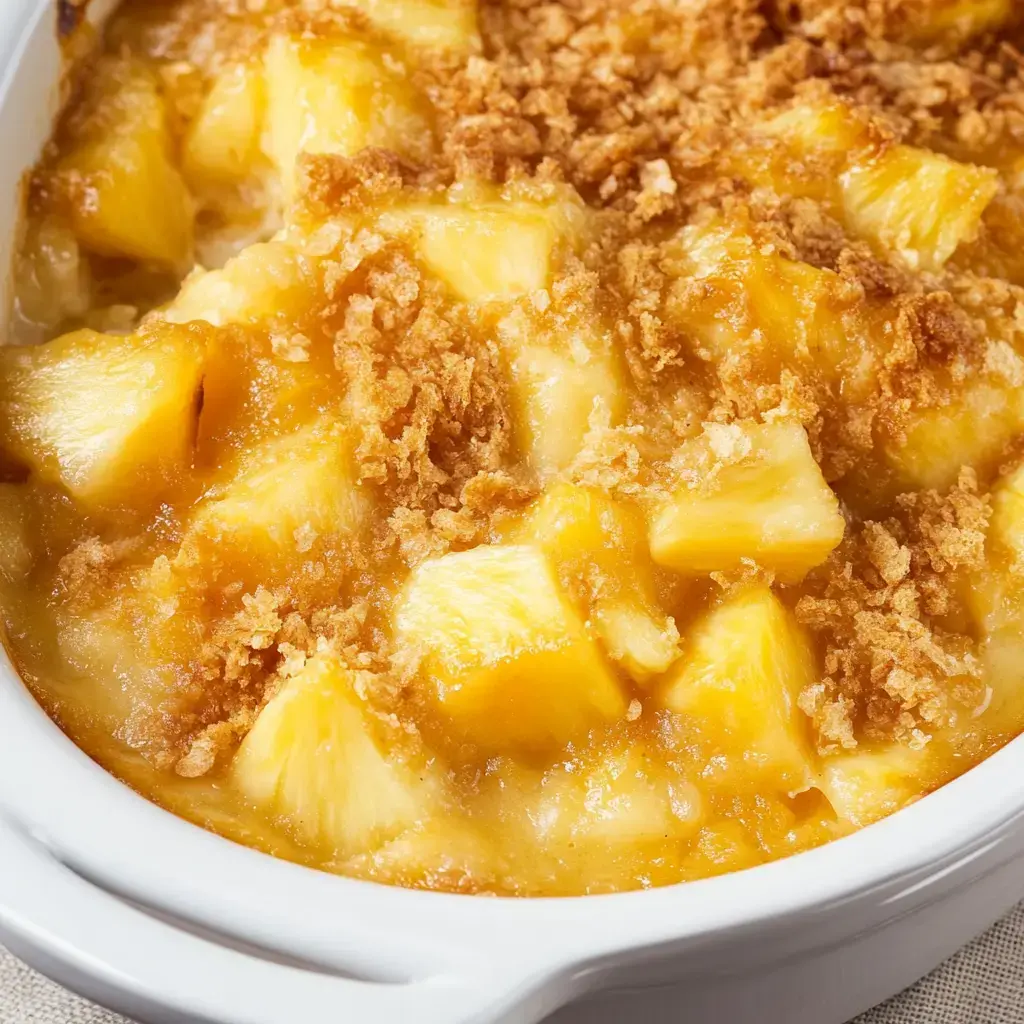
top-left (3, 3), bottom-right (1024, 1022)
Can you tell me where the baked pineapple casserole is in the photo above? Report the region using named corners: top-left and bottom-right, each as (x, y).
top-left (3, 0), bottom-right (1024, 894)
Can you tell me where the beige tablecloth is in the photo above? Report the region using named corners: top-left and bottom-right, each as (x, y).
top-left (2, 902), bottom-right (1023, 1023)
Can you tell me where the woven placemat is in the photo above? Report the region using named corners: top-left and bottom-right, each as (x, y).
top-left (2, 902), bottom-right (1023, 1023)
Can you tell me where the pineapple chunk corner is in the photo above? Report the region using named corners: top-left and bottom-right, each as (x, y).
top-left (395, 544), bottom-right (627, 753)
top-left (55, 554), bottom-right (203, 763)
top-left (263, 33), bottom-right (431, 198)
top-left (347, 0), bottom-right (479, 51)
top-left (163, 241), bottom-right (311, 328)
top-left (183, 62), bottom-right (266, 188)
top-left (744, 99), bottom-right (997, 272)
top-left (185, 421), bottom-right (366, 578)
top-left (519, 482), bottom-right (680, 681)
top-left (344, 819), bottom-right (500, 892)
top-left (0, 326), bottom-right (204, 508)
top-left (963, 461), bottom-right (1024, 736)
top-left (841, 146), bottom-right (997, 271)
top-left (903, 0), bottom-right (1011, 43)
top-left (234, 654), bottom-right (423, 855)
top-left (988, 461), bottom-right (1024, 565)
top-left (510, 342), bottom-right (623, 476)
top-left (534, 750), bottom-right (703, 851)
top-left (650, 420), bottom-right (845, 582)
top-left (59, 63), bottom-right (192, 268)
top-left (380, 192), bottom-right (589, 303)
top-left (818, 747), bottom-right (927, 827)
top-left (886, 381), bottom-right (1024, 492)
top-left (661, 587), bottom-right (818, 792)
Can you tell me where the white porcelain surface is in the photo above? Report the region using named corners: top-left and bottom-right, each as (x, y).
top-left (3, 4), bottom-right (1024, 1022)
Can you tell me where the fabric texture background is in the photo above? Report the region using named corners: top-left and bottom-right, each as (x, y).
top-left (2, 902), bottom-right (1023, 1023)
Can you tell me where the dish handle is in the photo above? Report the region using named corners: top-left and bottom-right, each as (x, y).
top-left (0, 817), bottom-right (560, 1024)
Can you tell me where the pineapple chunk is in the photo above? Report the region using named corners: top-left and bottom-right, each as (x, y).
top-left (988, 462), bottom-right (1024, 566)
top-left (263, 34), bottom-right (431, 197)
top-left (905, 0), bottom-right (1011, 42)
top-left (344, 819), bottom-right (501, 892)
top-left (518, 483), bottom-right (680, 681)
top-left (164, 241), bottom-right (311, 327)
top-left (886, 381), bottom-right (1024, 492)
top-left (55, 554), bottom-right (202, 764)
top-left (510, 344), bottom-right (623, 476)
top-left (533, 750), bottom-right (703, 848)
top-left (667, 220), bottom-right (852, 377)
top-left (687, 821), bottom-right (763, 876)
top-left (841, 146), bottom-right (998, 271)
top-left (661, 587), bottom-right (818, 792)
top-left (346, 0), bottom-right (479, 51)
top-left (760, 102), bottom-right (868, 156)
top-left (964, 463), bottom-right (1024, 734)
top-left (650, 421), bottom-right (845, 582)
top-left (184, 422), bottom-right (365, 582)
top-left (591, 601), bottom-right (682, 684)
top-left (13, 216), bottom-right (91, 340)
top-left (59, 62), bottom-right (192, 268)
top-left (0, 326), bottom-right (204, 508)
top-left (234, 654), bottom-right (422, 855)
top-left (818, 747), bottom-right (926, 827)
top-left (380, 194), bottom-right (587, 302)
top-left (395, 545), bottom-right (627, 753)
top-left (742, 102), bottom-right (997, 270)
top-left (183, 63), bottom-right (266, 187)
top-left (0, 486), bottom-right (33, 582)
top-left (496, 301), bottom-right (622, 475)
top-left (732, 103), bottom-right (876, 204)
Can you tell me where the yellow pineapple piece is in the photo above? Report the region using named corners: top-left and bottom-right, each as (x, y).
top-left (668, 220), bottom-right (851, 377)
top-left (344, 819), bottom-right (501, 892)
top-left (263, 33), bottom-right (431, 197)
top-left (760, 102), bottom-right (868, 156)
top-left (965, 463), bottom-right (1024, 735)
top-left (55, 554), bottom-right (202, 764)
top-left (346, 0), bottom-right (479, 51)
top-left (509, 343), bottom-right (623, 476)
top-left (841, 146), bottom-right (998, 271)
top-left (533, 750), bottom-right (703, 848)
top-left (650, 421), bottom-right (845, 582)
top-left (743, 102), bottom-right (997, 271)
top-left (988, 462), bottom-right (1024, 567)
top-left (13, 216), bottom-right (91, 340)
top-left (886, 381), bottom-right (1024, 492)
top-left (732, 102), bottom-right (875, 204)
top-left (0, 326), bottom-right (204, 508)
top-left (661, 587), bottom-right (818, 792)
top-left (0, 486), bottom-right (33, 582)
top-left (183, 421), bottom-right (366, 583)
top-left (518, 483), bottom-right (680, 681)
top-left (904, 0), bottom-right (1011, 42)
top-left (58, 61), bottom-right (192, 268)
top-left (395, 544), bottom-right (627, 754)
top-left (380, 192), bottom-right (588, 302)
top-left (686, 820), bottom-right (763, 876)
top-left (164, 241), bottom-right (311, 327)
top-left (183, 62), bottom-right (266, 187)
top-left (591, 601), bottom-right (682, 683)
top-left (818, 747), bottom-right (927, 827)
top-left (234, 654), bottom-right (423, 855)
